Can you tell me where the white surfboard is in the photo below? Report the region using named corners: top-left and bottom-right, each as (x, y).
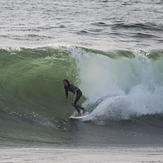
top-left (69, 112), bottom-right (89, 120)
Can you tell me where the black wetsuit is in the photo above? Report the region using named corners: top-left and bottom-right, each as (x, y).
top-left (64, 84), bottom-right (84, 113)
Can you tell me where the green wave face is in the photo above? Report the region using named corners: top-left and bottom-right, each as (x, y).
top-left (0, 47), bottom-right (79, 118)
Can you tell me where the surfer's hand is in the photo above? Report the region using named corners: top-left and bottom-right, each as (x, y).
top-left (65, 99), bottom-right (68, 103)
top-left (71, 101), bottom-right (75, 105)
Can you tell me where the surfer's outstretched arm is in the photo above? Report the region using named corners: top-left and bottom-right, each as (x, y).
top-left (64, 87), bottom-right (68, 103)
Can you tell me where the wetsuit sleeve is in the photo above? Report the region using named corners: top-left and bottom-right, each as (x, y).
top-left (64, 87), bottom-right (68, 99)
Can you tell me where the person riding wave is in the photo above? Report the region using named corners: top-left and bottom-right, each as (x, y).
top-left (63, 79), bottom-right (87, 117)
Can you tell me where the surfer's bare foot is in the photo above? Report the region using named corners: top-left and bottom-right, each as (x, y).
top-left (83, 109), bottom-right (87, 114)
top-left (75, 113), bottom-right (82, 117)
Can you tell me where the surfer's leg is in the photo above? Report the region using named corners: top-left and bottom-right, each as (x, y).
top-left (76, 104), bottom-right (84, 111)
top-left (73, 98), bottom-right (82, 117)
top-left (73, 90), bottom-right (82, 112)
top-left (73, 90), bottom-right (87, 113)
top-left (73, 104), bottom-right (80, 113)
top-left (73, 91), bottom-right (82, 109)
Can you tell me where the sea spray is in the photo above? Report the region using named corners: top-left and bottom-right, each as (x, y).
top-left (67, 48), bottom-right (163, 122)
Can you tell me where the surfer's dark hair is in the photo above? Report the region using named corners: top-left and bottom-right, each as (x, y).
top-left (63, 79), bottom-right (70, 85)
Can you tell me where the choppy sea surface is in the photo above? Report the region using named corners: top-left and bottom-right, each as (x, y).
top-left (0, 0), bottom-right (163, 149)
top-left (1, 0), bottom-right (163, 50)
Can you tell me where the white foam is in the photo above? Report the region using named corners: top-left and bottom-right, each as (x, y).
top-left (70, 49), bottom-right (163, 121)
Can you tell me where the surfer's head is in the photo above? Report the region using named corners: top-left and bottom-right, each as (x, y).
top-left (63, 79), bottom-right (70, 87)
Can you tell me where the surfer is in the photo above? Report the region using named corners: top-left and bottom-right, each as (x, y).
top-left (63, 79), bottom-right (87, 117)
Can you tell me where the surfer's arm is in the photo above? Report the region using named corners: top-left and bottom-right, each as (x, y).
top-left (64, 87), bottom-right (68, 99)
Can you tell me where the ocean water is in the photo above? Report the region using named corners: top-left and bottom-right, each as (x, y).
top-left (0, 0), bottom-right (163, 154)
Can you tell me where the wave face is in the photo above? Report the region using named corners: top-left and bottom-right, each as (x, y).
top-left (0, 46), bottom-right (163, 146)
